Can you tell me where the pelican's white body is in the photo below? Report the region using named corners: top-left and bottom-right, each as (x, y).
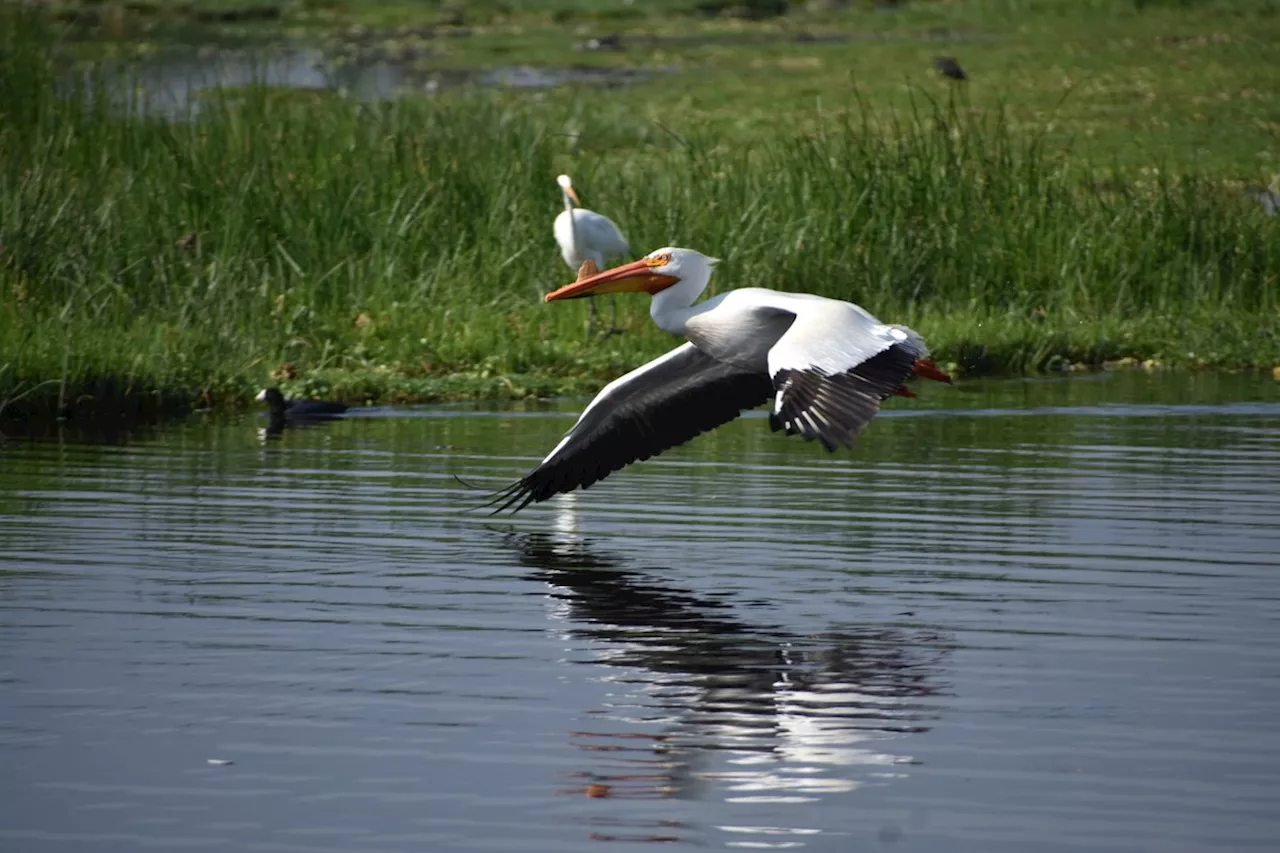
top-left (661, 286), bottom-right (914, 376)
top-left (553, 207), bottom-right (631, 271)
top-left (640, 250), bottom-right (923, 376)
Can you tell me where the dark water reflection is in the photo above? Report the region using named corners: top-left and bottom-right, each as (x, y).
top-left (2, 373), bottom-right (1279, 851)
top-left (511, 531), bottom-right (947, 839)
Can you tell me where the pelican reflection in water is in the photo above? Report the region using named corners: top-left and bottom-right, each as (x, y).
top-left (504, 530), bottom-right (952, 847)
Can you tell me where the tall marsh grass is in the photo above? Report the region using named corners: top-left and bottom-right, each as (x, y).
top-left (2, 11), bottom-right (1277, 415)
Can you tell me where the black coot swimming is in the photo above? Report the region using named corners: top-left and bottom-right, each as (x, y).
top-left (255, 387), bottom-right (348, 433)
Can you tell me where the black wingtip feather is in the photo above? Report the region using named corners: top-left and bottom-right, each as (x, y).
top-left (488, 482), bottom-right (532, 515)
top-left (452, 473), bottom-right (489, 492)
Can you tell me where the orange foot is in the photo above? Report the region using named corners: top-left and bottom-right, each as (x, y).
top-left (913, 358), bottom-right (953, 384)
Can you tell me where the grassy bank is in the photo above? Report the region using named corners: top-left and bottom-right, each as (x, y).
top-left (35, 0), bottom-right (1280, 174)
top-left (2, 3), bottom-right (1279, 425)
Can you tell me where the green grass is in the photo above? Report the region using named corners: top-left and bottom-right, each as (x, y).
top-left (2, 3), bottom-right (1279, 425)
top-left (33, 0), bottom-right (1280, 174)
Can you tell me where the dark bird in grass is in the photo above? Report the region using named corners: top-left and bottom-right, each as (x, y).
top-left (934, 56), bottom-right (967, 81)
top-left (256, 387), bottom-right (348, 422)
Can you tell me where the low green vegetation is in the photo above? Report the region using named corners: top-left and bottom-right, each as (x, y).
top-left (34, 0), bottom-right (1280, 174)
top-left (2, 1), bottom-right (1278, 425)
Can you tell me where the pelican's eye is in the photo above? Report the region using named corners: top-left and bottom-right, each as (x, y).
top-left (645, 253), bottom-right (672, 268)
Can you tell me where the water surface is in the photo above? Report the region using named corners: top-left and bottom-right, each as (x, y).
top-left (3, 372), bottom-right (1279, 851)
top-left (80, 47), bottom-right (663, 118)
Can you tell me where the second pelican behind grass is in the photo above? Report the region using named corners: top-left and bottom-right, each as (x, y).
top-left (552, 174), bottom-right (631, 338)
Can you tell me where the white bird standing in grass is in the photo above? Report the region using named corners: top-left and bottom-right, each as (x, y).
top-left (486, 247), bottom-right (953, 512)
top-left (553, 174), bottom-right (632, 336)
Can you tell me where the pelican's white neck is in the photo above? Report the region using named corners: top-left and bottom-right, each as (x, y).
top-left (561, 189), bottom-right (575, 213)
top-left (650, 267), bottom-right (713, 336)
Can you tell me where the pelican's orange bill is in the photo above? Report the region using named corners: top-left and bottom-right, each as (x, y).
top-left (544, 258), bottom-right (680, 302)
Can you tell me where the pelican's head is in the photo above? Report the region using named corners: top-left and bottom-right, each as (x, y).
top-left (544, 247), bottom-right (718, 303)
top-left (556, 174), bottom-right (580, 206)
top-left (639, 247), bottom-right (720, 283)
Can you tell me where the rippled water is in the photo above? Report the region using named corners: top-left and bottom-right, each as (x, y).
top-left (3, 373), bottom-right (1279, 852)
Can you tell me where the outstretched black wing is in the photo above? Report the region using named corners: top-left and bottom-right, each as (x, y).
top-left (768, 343), bottom-right (919, 452)
top-left (489, 343), bottom-right (774, 513)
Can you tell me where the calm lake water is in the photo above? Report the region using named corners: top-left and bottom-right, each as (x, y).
top-left (3, 372), bottom-right (1279, 852)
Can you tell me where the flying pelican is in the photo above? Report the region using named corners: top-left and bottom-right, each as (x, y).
top-left (553, 174), bottom-right (632, 336)
top-left (486, 247), bottom-right (951, 512)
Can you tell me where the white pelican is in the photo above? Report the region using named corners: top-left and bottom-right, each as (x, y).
top-left (553, 174), bottom-right (632, 334)
top-left (487, 247), bottom-right (951, 513)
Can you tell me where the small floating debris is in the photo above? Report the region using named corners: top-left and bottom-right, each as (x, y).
top-left (206, 758), bottom-right (234, 766)
top-left (585, 783), bottom-right (611, 798)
